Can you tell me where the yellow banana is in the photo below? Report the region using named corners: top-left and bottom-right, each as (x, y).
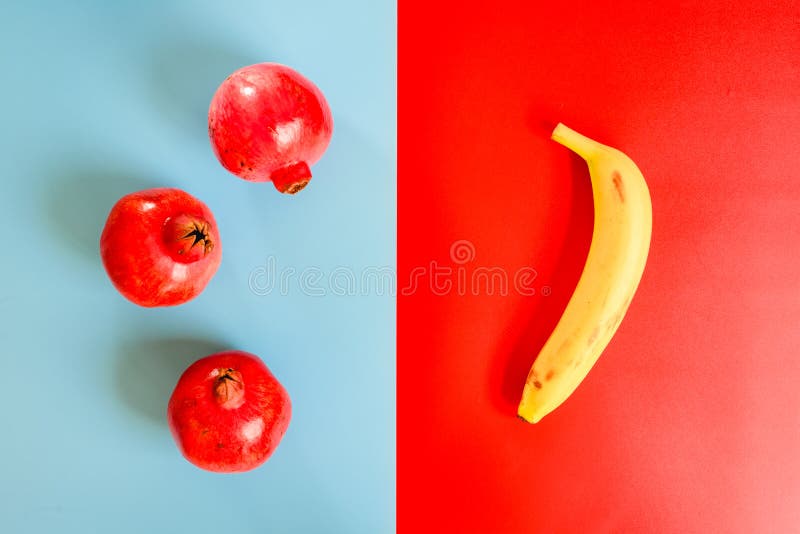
top-left (518, 123), bottom-right (652, 423)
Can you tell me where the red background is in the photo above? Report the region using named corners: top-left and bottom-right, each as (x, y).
top-left (398, 1), bottom-right (800, 532)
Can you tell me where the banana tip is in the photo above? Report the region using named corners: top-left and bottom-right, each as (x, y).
top-left (516, 411), bottom-right (540, 424)
top-left (550, 122), bottom-right (573, 141)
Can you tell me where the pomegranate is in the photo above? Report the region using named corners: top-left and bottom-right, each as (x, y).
top-left (100, 188), bottom-right (221, 307)
top-left (167, 350), bottom-right (292, 473)
top-left (208, 62), bottom-right (334, 194)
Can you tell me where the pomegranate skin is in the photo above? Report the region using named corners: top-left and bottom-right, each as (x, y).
top-left (99, 188), bottom-right (222, 307)
top-left (208, 62), bottom-right (334, 194)
top-left (167, 351), bottom-right (292, 473)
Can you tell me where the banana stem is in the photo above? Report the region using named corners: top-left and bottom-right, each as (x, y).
top-left (551, 123), bottom-right (601, 160)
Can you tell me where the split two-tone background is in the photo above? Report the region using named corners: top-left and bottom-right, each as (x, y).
top-left (1, 1), bottom-right (798, 532)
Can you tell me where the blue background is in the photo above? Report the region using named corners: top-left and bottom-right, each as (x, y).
top-left (0, 1), bottom-right (395, 532)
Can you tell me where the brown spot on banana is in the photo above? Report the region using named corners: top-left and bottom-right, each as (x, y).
top-left (612, 171), bottom-right (625, 202)
top-left (545, 370), bottom-right (554, 381)
top-left (587, 326), bottom-right (600, 345)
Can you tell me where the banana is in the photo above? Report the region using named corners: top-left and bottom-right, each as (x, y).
top-left (517, 123), bottom-right (652, 423)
